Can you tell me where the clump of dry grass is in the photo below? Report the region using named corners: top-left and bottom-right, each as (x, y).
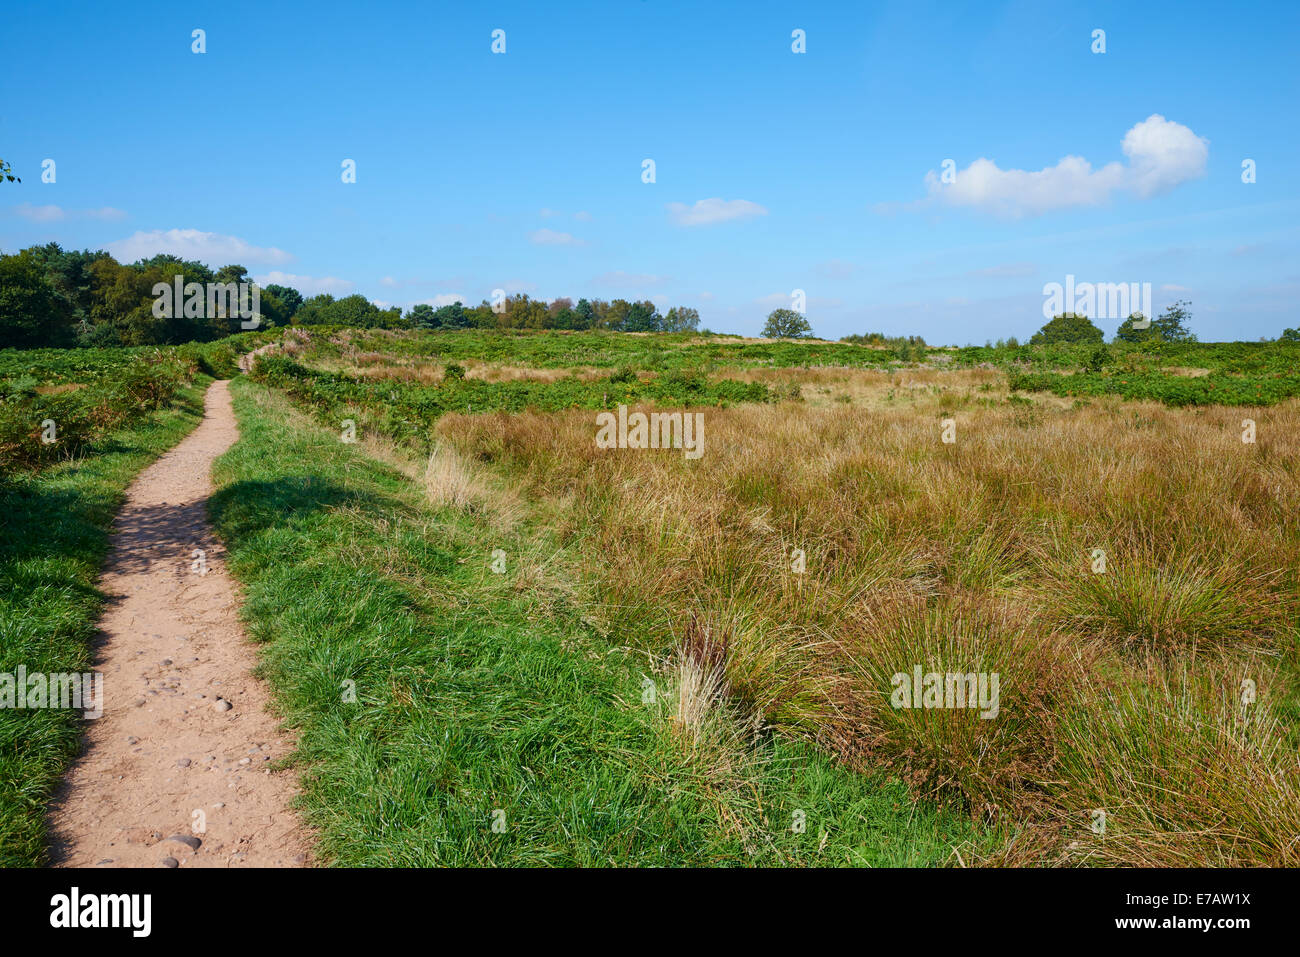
top-left (422, 441), bottom-right (482, 511)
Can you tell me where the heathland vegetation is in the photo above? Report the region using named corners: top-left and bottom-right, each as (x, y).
top-left (2, 312), bottom-right (1298, 866)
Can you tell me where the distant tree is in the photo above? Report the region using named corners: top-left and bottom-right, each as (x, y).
top-left (322, 294), bottom-right (383, 327)
top-left (1115, 300), bottom-right (1196, 344)
top-left (408, 303), bottom-right (437, 329)
top-left (600, 299), bottom-right (632, 331)
top-left (1281, 327), bottom-right (1300, 342)
top-left (623, 300), bottom-right (660, 332)
top-left (0, 158), bottom-right (17, 184)
top-left (293, 294), bottom-right (335, 325)
top-left (663, 306), bottom-right (700, 332)
top-left (433, 301), bottom-right (470, 329)
top-left (572, 298), bottom-right (596, 330)
top-left (1114, 312), bottom-right (1157, 343)
top-left (1030, 313), bottom-right (1104, 345)
top-left (762, 308), bottom-right (813, 339)
top-left (255, 289), bottom-right (288, 328)
top-left (214, 264), bottom-right (248, 286)
top-left (263, 283), bottom-right (303, 318)
top-left (1151, 300), bottom-right (1196, 343)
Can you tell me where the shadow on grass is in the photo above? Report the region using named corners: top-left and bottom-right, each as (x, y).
top-left (207, 475), bottom-right (379, 544)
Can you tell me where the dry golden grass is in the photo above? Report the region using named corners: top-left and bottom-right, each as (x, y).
top-left (437, 374), bottom-right (1300, 865)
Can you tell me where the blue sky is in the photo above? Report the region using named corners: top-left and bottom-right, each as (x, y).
top-left (2, 0), bottom-right (1297, 343)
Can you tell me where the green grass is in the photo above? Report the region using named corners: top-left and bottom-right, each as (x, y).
top-left (212, 378), bottom-right (989, 865)
top-left (252, 354), bottom-right (773, 455)
top-left (0, 377), bottom-right (211, 866)
top-left (294, 325), bottom-right (907, 371)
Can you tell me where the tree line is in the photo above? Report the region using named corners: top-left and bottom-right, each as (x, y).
top-left (0, 243), bottom-right (703, 349)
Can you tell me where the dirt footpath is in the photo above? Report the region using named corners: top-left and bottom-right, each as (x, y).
top-left (49, 379), bottom-right (312, 868)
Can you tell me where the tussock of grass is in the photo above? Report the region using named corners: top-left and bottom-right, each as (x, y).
top-left (422, 442), bottom-right (481, 511)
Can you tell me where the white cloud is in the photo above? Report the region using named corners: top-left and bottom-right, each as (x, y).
top-left (539, 208), bottom-right (559, 218)
top-left (529, 228), bottom-right (583, 245)
top-left (12, 204), bottom-right (128, 223)
top-left (590, 270), bottom-right (670, 289)
top-left (108, 228), bottom-right (293, 266)
top-left (573, 210), bottom-right (592, 221)
top-left (1161, 283), bottom-right (1190, 293)
top-left (667, 198), bottom-right (768, 227)
top-left (13, 203), bottom-right (64, 222)
top-left (418, 294), bottom-right (469, 307)
top-left (253, 271), bottom-right (354, 297)
top-left (924, 115), bottom-right (1208, 218)
top-left (1121, 115), bottom-right (1210, 198)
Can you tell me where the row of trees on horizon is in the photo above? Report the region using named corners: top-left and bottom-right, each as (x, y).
top-left (2, 244), bottom-right (1297, 351)
top-left (0, 244), bottom-right (703, 350)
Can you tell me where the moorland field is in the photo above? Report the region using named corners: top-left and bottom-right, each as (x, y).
top-left (3, 327), bottom-right (1298, 866)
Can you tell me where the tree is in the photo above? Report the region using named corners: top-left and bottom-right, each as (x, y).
top-left (214, 264), bottom-right (249, 286)
top-left (623, 300), bottom-right (660, 332)
top-left (256, 289), bottom-right (289, 328)
top-left (293, 294), bottom-right (335, 325)
top-left (601, 299), bottom-right (633, 331)
top-left (322, 294), bottom-right (384, 327)
top-left (1115, 300), bottom-right (1196, 344)
top-left (762, 308), bottom-right (813, 338)
top-left (408, 304), bottom-right (437, 329)
top-left (1151, 299), bottom-right (1196, 343)
top-left (663, 306), bottom-right (700, 332)
top-left (0, 252), bottom-right (65, 347)
top-left (1281, 327), bottom-right (1300, 342)
top-left (572, 298), bottom-right (596, 329)
top-left (264, 283), bottom-right (304, 319)
top-left (1114, 312), bottom-right (1156, 343)
top-left (0, 158), bottom-right (17, 184)
top-left (1030, 313), bottom-right (1104, 345)
top-left (434, 301), bottom-right (470, 329)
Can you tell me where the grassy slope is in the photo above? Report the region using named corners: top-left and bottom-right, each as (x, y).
top-left (0, 377), bottom-right (211, 866)
top-left (213, 378), bottom-right (987, 866)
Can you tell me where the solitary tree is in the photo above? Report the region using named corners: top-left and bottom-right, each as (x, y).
top-left (1029, 313), bottom-right (1104, 345)
top-left (762, 308), bottom-right (813, 338)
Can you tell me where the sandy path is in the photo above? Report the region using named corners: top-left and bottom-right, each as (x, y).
top-left (49, 380), bottom-right (312, 868)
